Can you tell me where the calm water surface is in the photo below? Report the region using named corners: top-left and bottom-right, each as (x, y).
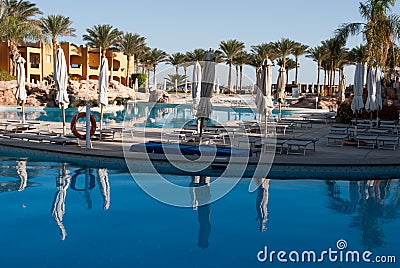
top-left (0, 157), bottom-right (399, 267)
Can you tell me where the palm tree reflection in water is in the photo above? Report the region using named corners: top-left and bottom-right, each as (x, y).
top-left (190, 176), bottom-right (211, 249)
top-left (326, 179), bottom-right (400, 250)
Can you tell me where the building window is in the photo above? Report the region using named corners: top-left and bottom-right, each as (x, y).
top-left (46, 55), bottom-right (51, 63)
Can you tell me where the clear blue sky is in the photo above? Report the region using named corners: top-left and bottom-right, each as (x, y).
top-left (35, 0), bottom-right (400, 86)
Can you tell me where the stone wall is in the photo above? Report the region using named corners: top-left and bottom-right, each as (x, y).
top-left (0, 79), bottom-right (139, 107)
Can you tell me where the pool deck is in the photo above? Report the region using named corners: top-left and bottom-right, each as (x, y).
top-left (0, 118), bottom-right (399, 180)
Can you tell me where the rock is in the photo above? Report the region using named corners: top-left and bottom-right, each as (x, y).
top-left (149, 89), bottom-right (164, 103)
top-left (0, 79), bottom-right (136, 107)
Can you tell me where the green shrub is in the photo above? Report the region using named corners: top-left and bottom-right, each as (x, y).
top-left (337, 102), bottom-right (353, 124)
top-left (378, 103), bottom-right (399, 121)
top-left (0, 68), bottom-right (15, 81)
top-left (131, 73), bottom-right (146, 87)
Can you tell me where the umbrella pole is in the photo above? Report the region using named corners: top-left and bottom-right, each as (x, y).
top-left (100, 105), bottom-right (104, 130)
top-left (354, 112), bottom-right (358, 139)
top-left (199, 117), bottom-right (204, 143)
top-left (278, 103), bottom-right (282, 121)
top-left (21, 103), bottom-right (25, 123)
top-left (370, 112), bottom-right (373, 129)
top-left (62, 104), bottom-right (66, 136)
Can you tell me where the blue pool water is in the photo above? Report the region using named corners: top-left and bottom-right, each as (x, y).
top-left (0, 103), bottom-right (293, 128)
top-left (0, 157), bottom-right (399, 268)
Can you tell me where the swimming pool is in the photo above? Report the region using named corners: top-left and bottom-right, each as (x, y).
top-left (0, 156), bottom-right (398, 268)
top-left (0, 103), bottom-right (293, 128)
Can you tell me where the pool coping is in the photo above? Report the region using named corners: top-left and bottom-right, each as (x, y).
top-left (1, 138), bottom-right (399, 180)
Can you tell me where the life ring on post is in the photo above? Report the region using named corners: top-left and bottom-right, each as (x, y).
top-left (70, 112), bottom-right (97, 140)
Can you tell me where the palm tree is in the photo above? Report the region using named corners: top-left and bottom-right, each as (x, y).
top-left (277, 57), bottom-right (297, 80)
top-left (119, 33), bottom-right (147, 74)
top-left (220, 39), bottom-right (245, 92)
top-left (335, 0), bottom-right (400, 69)
top-left (233, 51), bottom-right (249, 92)
top-left (119, 32), bottom-right (144, 87)
top-left (306, 45), bottom-right (327, 94)
top-left (166, 73), bottom-right (187, 88)
top-left (145, 48), bottom-right (167, 89)
top-left (292, 42), bottom-right (309, 84)
top-left (250, 43), bottom-right (277, 65)
top-left (40, 14), bottom-right (76, 69)
top-left (0, 0), bottom-right (42, 75)
top-left (272, 38), bottom-right (297, 69)
top-left (167, 52), bottom-right (186, 74)
top-left (83, 24), bottom-right (122, 79)
top-left (321, 38), bottom-right (347, 95)
top-left (185, 48), bottom-right (206, 62)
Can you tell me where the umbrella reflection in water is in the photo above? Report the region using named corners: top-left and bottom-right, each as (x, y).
top-left (190, 176), bottom-right (211, 249)
top-left (255, 178), bottom-right (270, 232)
top-left (16, 160), bottom-right (28, 192)
top-left (51, 163), bottom-right (70, 241)
top-left (97, 168), bottom-right (110, 210)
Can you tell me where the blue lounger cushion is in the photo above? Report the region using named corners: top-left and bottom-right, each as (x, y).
top-left (130, 141), bottom-right (252, 157)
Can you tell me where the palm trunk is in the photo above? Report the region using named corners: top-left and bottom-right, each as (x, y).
top-left (239, 65), bottom-right (243, 92)
top-left (53, 39), bottom-right (57, 75)
top-left (235, 65), bottom-right (239, 92)
top-left (175, 65), bottom-right (179, 74)
top-left (228, 61), bottom-right (232, 92)
top-left (126, 55), bottom-right (131, 87)
top-left (110, 52), bottom-right (114, 81)
top-left (295, 56), bottom-right (299, 84)
top-left (317, 63), bottom-right (321, 94)
top-left (153, 64), bottom-right (157, 88)
top-left (9, 41), bottom-right (19, 76)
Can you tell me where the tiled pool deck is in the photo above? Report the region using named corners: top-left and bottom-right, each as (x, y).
top-left (0, 120), bottom-right (399, 179)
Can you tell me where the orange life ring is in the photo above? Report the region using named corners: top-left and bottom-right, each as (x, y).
top-left (70, 112), bottom-right (97, 140)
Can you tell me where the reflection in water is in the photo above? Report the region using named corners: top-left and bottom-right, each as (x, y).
top-left (16, 160), bottom-right (28, 192)
top-left (51, 163), bottom-right (70, 241)
top-left (97, 168), bottom-right (110, 210)
top-left (190, 176), bottom-right (211, 249)
top-left (70, 169), bottom-right (95, 209)
top-left (326, 180), bottom-right (400, 250)
top-left (255, 178), bottom-right (270, 232)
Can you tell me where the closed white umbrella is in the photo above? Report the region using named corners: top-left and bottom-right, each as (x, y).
top-left (375, 69), bottom-right (383, 122)
top-left (351, 63), bottom-right (365, 113)
top-left (276, 66), bottom-right (286, 121)
top-left (51, 163), bottom-right (70, 241)
top-left (54, 48), bottom-right (70, 135)
top-left (97, 168), bottom-right (110, 210)
top-left (163, 79), bottom-right (167, 92)
top-left (351, 63), bottom-right (365, 136)
top-left (16, 160), bottom-right (27, 192)
top-left (339, 73), bottom-right (346, 103)
top-left (15, 56), bottom-right (27, 123)
top-left (192, 61), bottom-right (202, 115)
top-left (365, 67), bottom-right (378, 112)
top-left (256, 59), bottom-right (274, 117)
top-left (376, 68), bottom-right (383, 115)
top-left (174, 79), bottom-right (178, 94)
top-left (256, 59), bottom-right (274, 135)
top-left (184, 78), bottom-right (188, 93)
top-left (135, 78), bottom-right (139, 92)
top-left (98, 57), bottom-right (109, 130)
top-left (196, 52), bottom-right (215, 139)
